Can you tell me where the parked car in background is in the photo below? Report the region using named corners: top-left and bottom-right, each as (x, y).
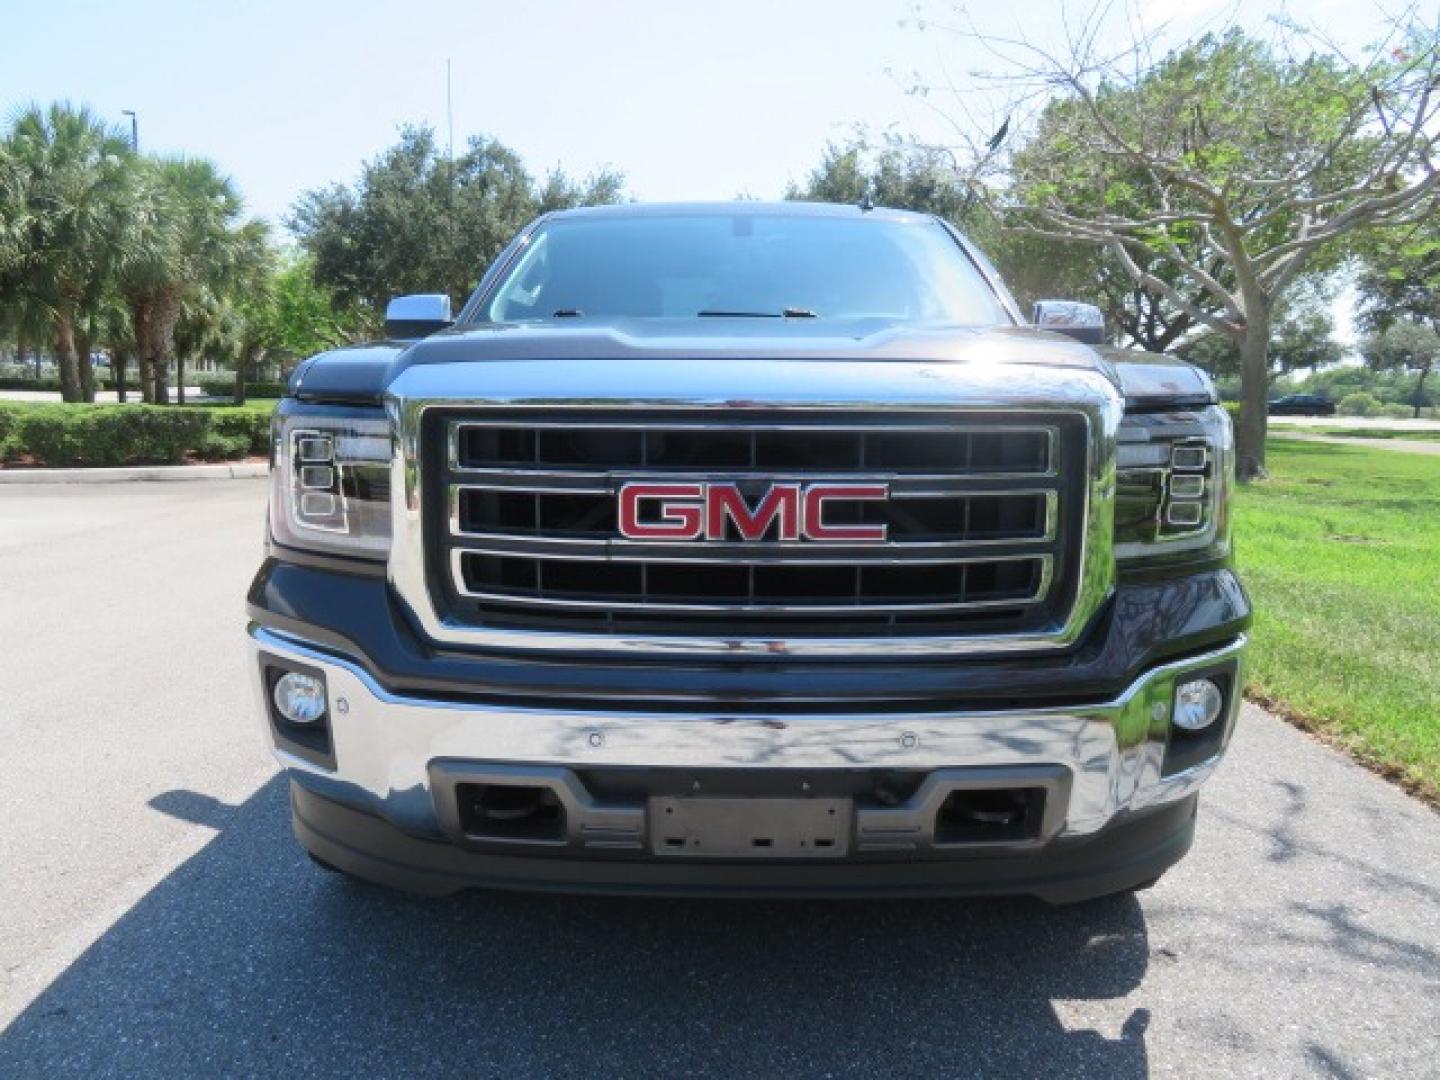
top-left (1268, 394), bottom-right (1336, 416)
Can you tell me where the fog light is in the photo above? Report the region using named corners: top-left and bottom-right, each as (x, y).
top-left (273, 671), bottom-right (327, 724)
top-left (1174, 678), bottom-right (1224, 731)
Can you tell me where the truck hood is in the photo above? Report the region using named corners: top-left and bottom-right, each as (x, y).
top-left (291, 319), bottom-right (1215, 410)
top-left (403, 318), bottom-right (1101, 364)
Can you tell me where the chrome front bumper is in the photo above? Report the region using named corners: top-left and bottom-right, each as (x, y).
top-left (248, 624), bottom-right (1246, 843)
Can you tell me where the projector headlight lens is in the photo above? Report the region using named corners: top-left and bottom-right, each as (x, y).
top-left (269, 405), bottom-right (392, 559)
top-left (1114, 405), bottom-right (1233, 564)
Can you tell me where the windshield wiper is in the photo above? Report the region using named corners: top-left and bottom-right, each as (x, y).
top-left (552, 308), bottom-right (584, 318)
top-left (697, 307), bottom-right (818, 319)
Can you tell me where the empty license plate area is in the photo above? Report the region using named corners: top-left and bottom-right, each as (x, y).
top-left (650, 797), bottom-right (851, 858)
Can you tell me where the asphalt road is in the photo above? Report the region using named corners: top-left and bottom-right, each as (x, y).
top-left (2, 481), bottom-right (1438, 1078)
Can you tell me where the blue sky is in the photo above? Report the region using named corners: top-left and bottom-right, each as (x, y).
top-left (3, 0), bottom-right (1380, 227)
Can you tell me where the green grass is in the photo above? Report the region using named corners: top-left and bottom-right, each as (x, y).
top-left (192, 397), bottom-right (278, 413)
top-left (1236, 439), bottom-right (1440, 800)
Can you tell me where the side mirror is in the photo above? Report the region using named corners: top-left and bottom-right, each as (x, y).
top-left (385, 294), bottom-right (453, 339)
top-left (1033, 300), bottom-right (1105, 345)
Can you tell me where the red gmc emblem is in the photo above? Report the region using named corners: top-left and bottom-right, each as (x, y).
top-left (618, 482), bottom-right (889, 542)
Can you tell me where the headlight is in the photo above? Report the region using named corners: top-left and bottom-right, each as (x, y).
top-left (270, 404), bottom-right (392, 559)
top-left (1114, 404), bottom-right (1232, 564)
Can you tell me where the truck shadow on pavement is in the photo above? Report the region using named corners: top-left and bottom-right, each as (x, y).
top-left (2, 776), bottom-right (1154, 1077)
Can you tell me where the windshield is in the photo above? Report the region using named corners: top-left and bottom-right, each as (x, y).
top-left (480, 212), bottom-right (1011, 325)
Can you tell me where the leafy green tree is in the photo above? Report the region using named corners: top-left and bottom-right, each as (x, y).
top-left (0, 103), bottom-right (134, 401)
top-left (1355, 211), bottom-right (1440, 335)
top-left (1180, 293), bottom-right (1343, 379)
top-left (210, 252), bottom-right (372, 404)
top-left (786, 141), bottom-right (1102, 316)
top-left (1360, 321), bottom-right (1440, 417)
top-left (263, 253), bottom-right (370, 356)
top-left (943, 19), bottom-right (1440, 478)
top-left (288, 125), bottom-right (625, 314)
top-left (787, 140), bottom-right (1224, 349)
top-left (1354, 211), bottom-right (1440, 417)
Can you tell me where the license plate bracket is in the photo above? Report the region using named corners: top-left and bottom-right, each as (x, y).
top-left (649, 796), bottom-right (851, 858)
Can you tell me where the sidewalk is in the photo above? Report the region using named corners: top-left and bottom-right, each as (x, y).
top-left (0, 387), bottom-right (207, 404)
top-left (1270, 431), bottom-right (1440, 457)
top-left (0, 462), bottom-right (268, 484)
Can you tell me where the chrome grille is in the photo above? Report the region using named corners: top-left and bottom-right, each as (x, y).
top-left (427, 410), bottom-right (1086, 638)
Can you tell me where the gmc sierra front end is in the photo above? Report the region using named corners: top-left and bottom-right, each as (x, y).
top-left (247, 202), bottom-right (1249, 902)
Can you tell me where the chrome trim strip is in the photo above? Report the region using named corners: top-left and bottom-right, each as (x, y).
top-left (447, 466), bottom-right (1063, 485)
top-left (385, 361), bottom-right (1121, 657)
top-left (446, 484), bottom-right (1058, 551)
top-left (451, 417), bottom-right (1060, 432)
top-left (446, 476), bottom-right (1060, 493)
top-left (449, 419), bottom-right (1059, 479)
top-left (449, 547), bottom-right (1051, 613)
top-left (449, 544), bottom-right (1054, 566)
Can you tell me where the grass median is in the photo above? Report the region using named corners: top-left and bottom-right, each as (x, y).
top-left (1236, 439), bottom-right (1440, 801)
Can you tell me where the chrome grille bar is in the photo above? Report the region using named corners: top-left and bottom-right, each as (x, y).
top-left (436, 412), bottom-right (1077, 629)
top-left (449, 549), bottom-right (1054, 614)
top-left (447, 485), bottom-right (1059, 552)
top-left (450, 419), bottom-right (1059, 479)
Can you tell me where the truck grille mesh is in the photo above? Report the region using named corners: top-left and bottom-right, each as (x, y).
top-left (426, 410), bottom-right (1085, 638)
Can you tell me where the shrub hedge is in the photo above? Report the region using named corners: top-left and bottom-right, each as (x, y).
top-left (0, 403), bottom-right (270, 467)
top-left (197, 378), bottom-right (290, 399)
top-left (1338, 391), bottom-right (1382, 417)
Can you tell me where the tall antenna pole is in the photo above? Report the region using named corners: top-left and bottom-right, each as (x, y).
top-left (446, 59), bottom-right (454, 162)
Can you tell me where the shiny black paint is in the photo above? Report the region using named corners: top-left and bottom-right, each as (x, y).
top-left (247, 559), bottom-right (1249, 710)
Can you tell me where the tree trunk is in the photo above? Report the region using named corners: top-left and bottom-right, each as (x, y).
top-left (154, 353), bottom-right (171, 404)
top-left (152, 296), bottom-right (181, 405)
top-left (139, 352), bottom-right (155, 403)
top-left (113, 348), bottom-right (130, 404)
top-left (75, 328), bottom-right (97, 403)
top-left (1415, 363), bottom-right (1432, 420)
top-left (1235, 317), bottom-right (1271, 482)
top-left (176, 351), bottom-right (186, 406)
top-left (235, 344), bottom-right (264, 406)
top-left (130, 302), bottom-right (156, 404)
top-left (53, 316), bottom-right (83, 403)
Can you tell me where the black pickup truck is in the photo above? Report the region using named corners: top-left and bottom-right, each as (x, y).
top-left (248, 202), bottom-right (1248, 902)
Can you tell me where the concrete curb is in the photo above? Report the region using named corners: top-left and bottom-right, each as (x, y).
top-left (0, 463), bottom-right (269, 485)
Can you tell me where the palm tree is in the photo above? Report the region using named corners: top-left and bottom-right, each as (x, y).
top-left (85, 295), bottom-right (136, 400)
top-left (223, 225), bottom-right (276, 404)
top-left (120, 157), bottom-right (261, 403)
top-left (0, 103), bottom-right (134, 402)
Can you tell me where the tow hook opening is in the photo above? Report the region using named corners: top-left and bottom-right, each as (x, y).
top-left (934, 787), bottom-right (1046, 844)
top-left (457, 783), bottom-right (566, 842)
